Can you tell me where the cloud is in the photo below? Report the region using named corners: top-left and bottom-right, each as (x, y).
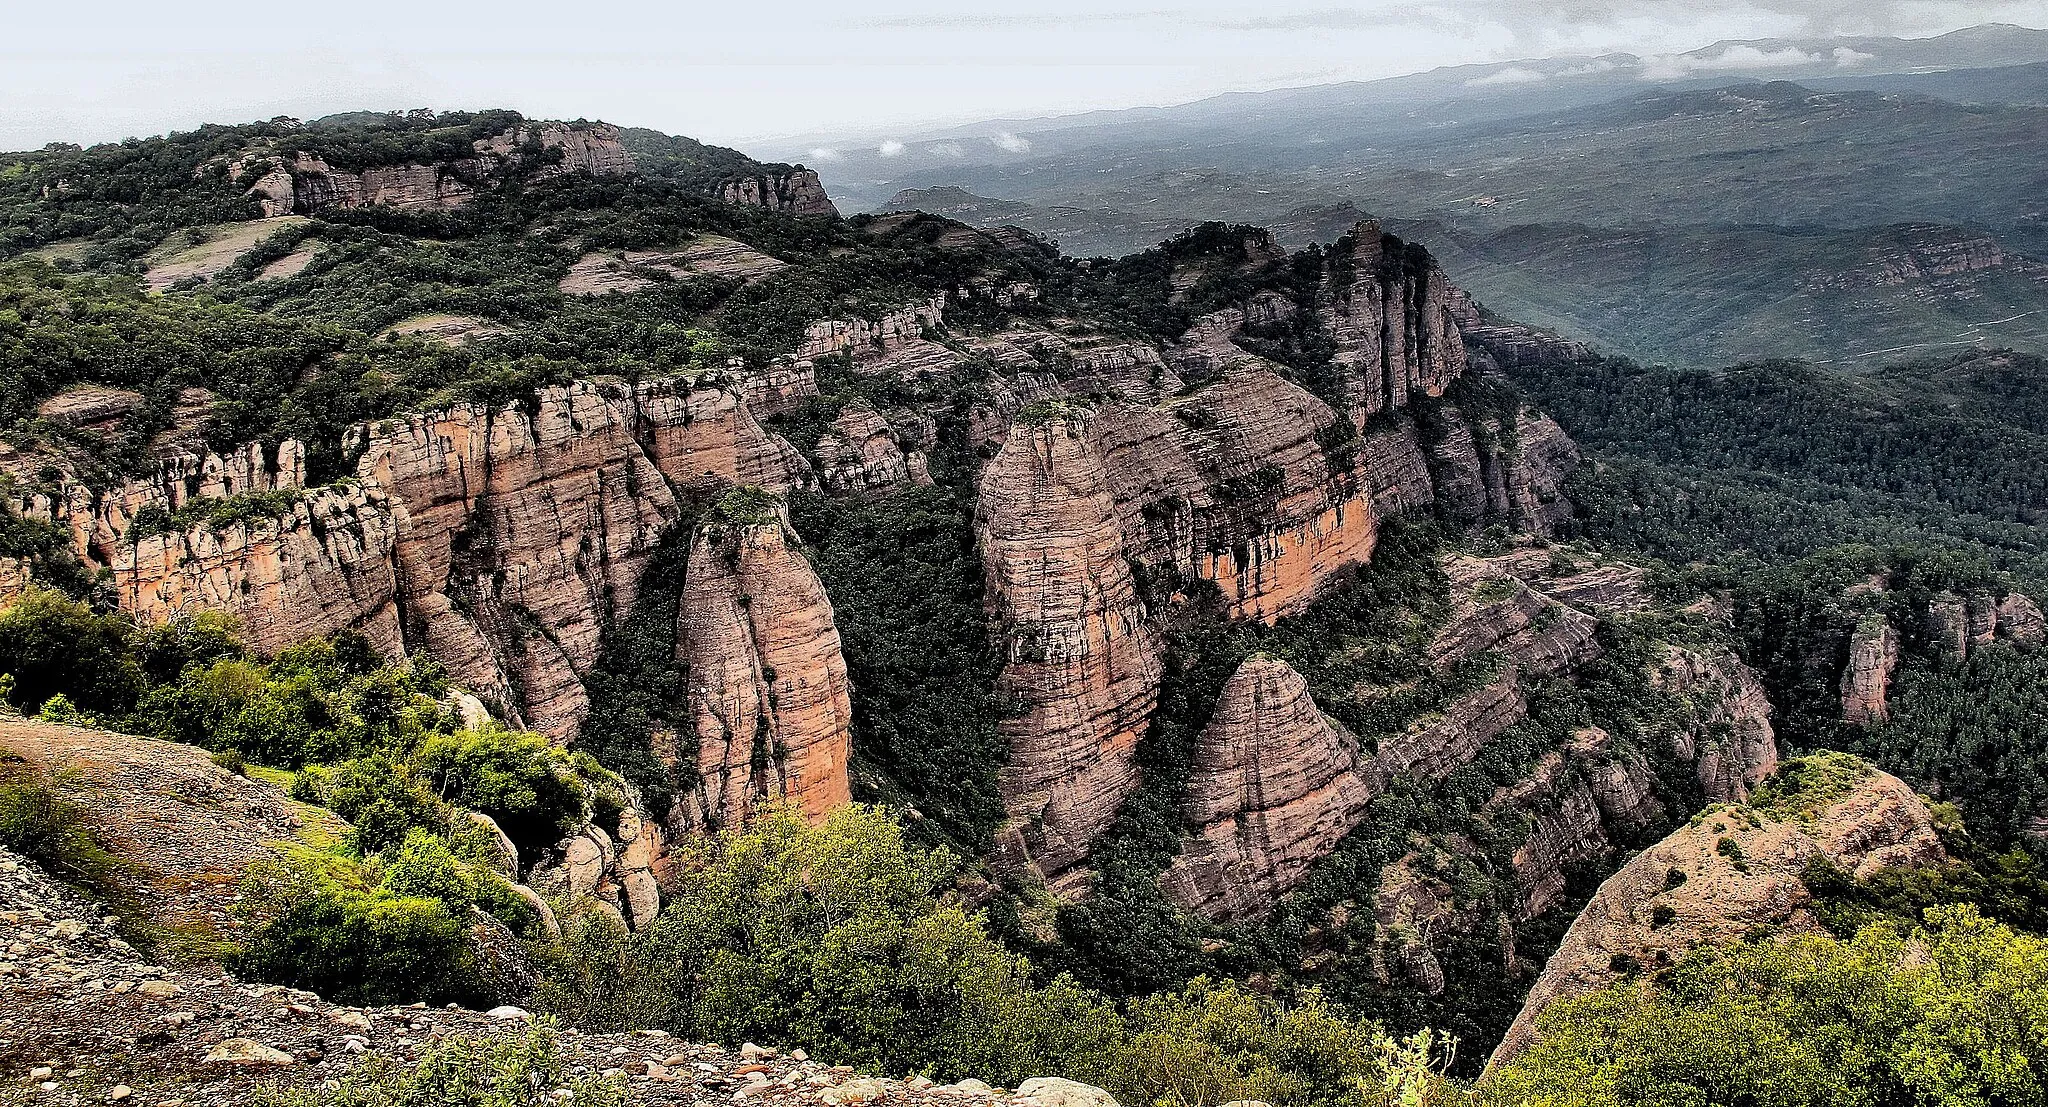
top-left (852, 10), bottom-right (1168, 29)
top-left (806, 146), bottom-right (842, 162)
top-left (1466, 65), bottom-right (1549, 86)
top-left (1834, 45), bottom-right (1877, 65)
top-left (927, 141), bottom-right (965, 158)
top-left (1641, 43), bottom-right (1826, 79)
top-left (992, 131), bottom-right (1032, 152)
top-left (1557, 58), bottom-right (1623, 77)
top-left (877, 139), bottom-right (906, 157)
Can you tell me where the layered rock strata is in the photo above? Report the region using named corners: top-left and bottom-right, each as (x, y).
top-left (1491, 761), bottom-right (1947, 1068)
top-left (719, 169), bottom-right (839, 217)
top-left (14, 379), bottom-right (819, 750)
top-left (246, 122), bottom-right (632, 216)
top-left (978, 417), bottom-right (1163, 893)
top-left (1160, 550), bottom-right (1777, 922)
top-left (1841, 616), bottom-right (1901, 725)
top-left (669, 518), bottom-right (856, 833)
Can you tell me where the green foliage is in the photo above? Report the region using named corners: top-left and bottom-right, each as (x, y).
top-left (790, 485), bottom-right (1010, 853)
top-left (1745, 752), bottom-right (1870, 821)
top-left (293, 754), bottom-right (449, 855)
top-left (0, 504), bottom-right (93, 596)
top-left (231, 845), bottom-right (493, 1007)
top-left (0, 586), bottom-right (143, 718)
top-left (1481, 906), bottom-right (2048, 1107)
top-left (253, 1021), bottom-right (626, 1107)
top-left (415, 727), bottom-right (588, 857)
top-left (0, 760), bottom-right (132, 903)
top-left (536, 800), bottom-right (1446, 1107)
top-left (126, 488), bottom-right (306, 540)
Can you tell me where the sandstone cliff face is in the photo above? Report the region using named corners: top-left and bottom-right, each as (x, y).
top-left (1320, 222), bottom-right (1468, 423)
top-left (18, 378), bottom-right (819, 746)
top-left (797, 297), bottom-right (946, 363)
top-left (1491, 760), bottom-right (1947, 1069)
top-left (1158, 547), bottom-right (1778, 923)
top-left (978, 417), bottom-right (1162, 894)
top-left (1159, 656), bottom-right (1373, 919)
top-left (719, 169), bottom-right (839, 218)
top-left (1841, 616), bottom-right (1901, 725)
top-left (669, 518), bottom-right (855, 834)
top-left (814, 403), bottom-right (929, 495)
top-left (249, 122), bottom-right (632, 215)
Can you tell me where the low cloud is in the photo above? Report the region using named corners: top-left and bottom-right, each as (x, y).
top-left (992, 131), bottom-right (1032, 152)
top-left (1834, 45), bottom-right (1877, 65)
top-left (1467, 65), bottom-right (1549, 86)
top-left (1641, 44), bottom-right (1825, 79)
top-left (927, 141), bottom-right (965, 157)
top-left (877, 139), bottom-right (906, 157)
top-left (806, 147), bottom-right (843, 162)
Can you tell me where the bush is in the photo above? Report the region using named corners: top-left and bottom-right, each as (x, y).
top-left (231, 848), bottom-right (491, 1007)
top-left (0, 761), bottom-right (130, 897)
top-left (0, 588), bottom-right (143, 719)
top-left (293, 754), bottom-right (450, 855)
top-left (1480, 905), bottom-right (2048, 1107)
top-left (415, 728), bottom-right (587, 857)
top-left (254, 1021), bottom-right (625, 1107)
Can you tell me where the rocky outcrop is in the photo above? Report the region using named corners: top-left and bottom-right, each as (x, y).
top-left (1320, 222), bottom-right (1468, 423)
top-left (796, 297), bottom-right (946, 363)
top-left (1841, 616), bottom-right (1901, 725)
top-left (16, 378), bottom-right (818, 745)
top-left (1655, 644), bottom-right (1779, 803)
top-left (1491, 758), bottom-right (1947, 1068)
top-left (814, 403), bottom-right (928, 495)
top-left (719, 169), bottom-right (839, 217)
top-left (247, 122), bottom-right (631, 215)
top-left (979, 417), bottom-right (1162, 893)
top-left (1160, 548), bottom-right (1777, 922)
top-left (669, 517), bottom-right (855, 834)
top-left (1160, 656), bottom-right (1372, 919)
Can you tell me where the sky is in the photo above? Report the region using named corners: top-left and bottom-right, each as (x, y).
top-left (5, 0), bottom-right (2045, 152)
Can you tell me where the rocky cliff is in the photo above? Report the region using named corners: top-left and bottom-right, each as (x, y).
top-left (9, 375), bottom-right (856, 842)
top-left (670, 515), bottom-right (855, 833)
top-left (245, 121), bottom-right (633, 216)
top-left (1490, 756), bottom-right (1947, 1068)
top-left (1159, 546), bottom-right (1778, 924)
top-left (719, 169), bottom-right (840, 218)
top-left (978, 417), bottom-right (1163, 894)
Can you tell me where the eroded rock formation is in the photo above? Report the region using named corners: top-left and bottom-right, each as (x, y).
top-left (1159, 656), bottom-right (1372, 919)
top-left (720, 169), bottom-right (839, 217)
top-left (246, 122), bottom-right (632, 216)
top-left (670, 517), bottom-right (856, 833)
top-left (1491, 759), bottom-right (1947, 1069)
top-left (979, 417), bottom-right (1162, 894)
top-left (1841, 616), bottom-right (1901, 725)
top-left (14, 378), bottom-right (818, 747)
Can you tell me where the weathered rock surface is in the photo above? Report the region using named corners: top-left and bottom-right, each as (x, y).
top-left (720, 169), bottom-right (839, 217)
top-left (1319, 222), bottom-right (1467, 422)
top-left (669, 518), bottom-right (856, 834)
top-left (797, 297), bottom-right (945, 363)
top-left (1159, 656), bottom-right (1372, 919)
top-left (815, 403), bottom-right (928, 495)
top-left (1491, 760), bottom-right (1947, 1068)
top-left (248, 122), bottom-right (631, 215)
top-left (1841, 616), bottom-right (1901, 725)
top-left (16, 378), bottom-right (818, 744)
top-left (1161, 546), bottom-right (1776, 922)
top-left (979, 418), bottom-right (1162, 893)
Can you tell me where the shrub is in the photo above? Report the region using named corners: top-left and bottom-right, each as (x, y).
top-left (293, 755), bottom-right (449, 856)
top-left (254, 1021), bottom-right (625, 1107)
top-left (231, 848), bottom-right (491, 1007)
top-left (1480, 906), bottom-right (2048, 1107)
top-left (415, 727), bottom-right (587, 857)
top-left (0, 587), bottom-right (143, 719)
top-left (0, 762), bottom-right (130, 896)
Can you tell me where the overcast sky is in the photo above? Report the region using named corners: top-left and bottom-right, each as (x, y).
top-left (5, 0), bottom-right (2044, 152)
